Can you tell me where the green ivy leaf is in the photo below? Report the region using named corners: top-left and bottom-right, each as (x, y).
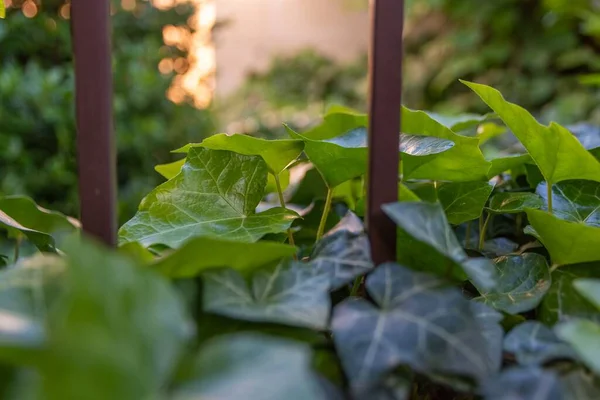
top-left (482, 367), bottom-right (562, 400)
top-left (463, 81), bottom-right (600, 183)
top-left (332, 263), bottom-right (498, 392)
top-left (503, 321), bottom-right (577, 366)
top-left (574, 279), bottom-right (600, 310)
top-left (471, 302), bottom-right (504, 373)
top-left (155, 158), bottom-right (185, 180)
top-left (487, 192), bottom-right (544, 214)
top-left (119, 148), bottom-right (298, 248)
top-left (0, 0), bottom-right (4, 19)
top-left (539, 264), bottom-right (600, 325)
top-left (203, 264), bottom-right (331, 330)
top-left (151, 237), bottom-right (297, 278)
top-left (525, 209), bottom-right (600, 265)
top-left (36, 237), bottom-right (192, 400)
top-left (411, 181), bottom-right (494, 224)
top-left (308, 214), bottom-right (373, 290)
top-left (171, 334), bottom-right (326, 400)
top-left (561, 369), bottom-right (600, 399)
top-left (555, 319), bottom-right (600, 374)
top-left (474, 254), bottom-right (551, 314)
top-left (487, 154), bottom-right (532, 178)
top-left (536, 180), bottom-right (600, 226)
top-left (382, 201), bottom-right (497, 290)
top-left (0, 196), bottom-right (80, 252)
top-left (425, 111), bottom-right (495, 132)
top-left (176, 134), bottom-right (304, 174)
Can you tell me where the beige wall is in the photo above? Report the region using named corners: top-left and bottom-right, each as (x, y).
top-left (214, 0), bottom-right (369, 97)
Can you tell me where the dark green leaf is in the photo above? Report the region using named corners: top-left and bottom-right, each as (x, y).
top-left (36, 237), bottom-right (192, 400)
top-left (172, 334), bottom-right (326, 400)
top-left (474, 254), bottom-right (551, 314)
top-left (526, 209), bottom-right (600, 265)
top-left (332, 263), bottom-right (498, 391)
top-left (120, 148), bottom-right (298, 248)
top-left (151, 237), bottom-right (296, 278)
top-left (203, 264), bottom-right (330, 329)
top-left (471, 302), bottom-right (504, 373)
top-left (308, 216), bottom-right (373, 290)
top-left (503, 321), bottom-right (577, 365)
top-left (561, 369), bottom-right (600, 399)
top-left (555, 319), bottom-right (600, 374)
top-left (0, 196), bottom-right (80, 252)
top-left (574, 279), bottom-right (600, 310)
top-left (382, 202), bottom-right (497, 290)
top-left (482, 367), bottom-right (562, 400)
top-left (176, 134), bottom-right (304, 174)
top-left (480, 238), bottom-right (519, 258)
top-left (539, 264), bottom-right (600, 325)
top-left (464, 81), bottom-right (600, 183)
top-left (536, 180), bottom-right (600, 226)
top-left (487, 192), bottom-right (544, 214)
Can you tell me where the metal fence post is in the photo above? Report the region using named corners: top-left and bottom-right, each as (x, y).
top-left (71, 0), bottom-right (117, 246)
top-left (366, 0), bottom-right (404, 264)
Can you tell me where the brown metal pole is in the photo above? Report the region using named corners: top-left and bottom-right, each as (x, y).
top-left (366, 0), bottom-right (404, 264)
top-left (71, 0), bottom-right (117, 246)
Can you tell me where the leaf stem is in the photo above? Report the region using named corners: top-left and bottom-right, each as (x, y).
top-left (316, 188), bottom-right (333, 242)
top-left (350, 276), bottom-right (362, 297)
top-left (478, 212), bottom-right (491, 251)
top-left (547, 181), bottom-right (553, 214)
top-left (274, 173), bottom-right (296, 250)
top-left (465, 220), bottom-right (472, 249)
top-left (13, 235), bottom-right (22, 263)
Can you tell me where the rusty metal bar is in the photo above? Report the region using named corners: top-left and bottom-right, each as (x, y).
top-left (71, 0), bottom-right (117, 246)
top-left (366, 0), bottom-right (404, 264)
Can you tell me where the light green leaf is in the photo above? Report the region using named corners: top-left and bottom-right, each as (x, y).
top-left (536, 180), bottom-right (600, 226)
top-left (487, 192), bottom-right (544, 214)
top-left (525, 209), bottom-right (600, 265)
top-left (382, 201), bottom-right (497, 290)
top-left (332, 263), bottom-right (498, 392)
top-left (203, 263), bottom-right (331, 329)
top-left (555, 319), bottom-right (600, 374)
top-left (574, 279), bottom-right (600, 310)
top-left (155, 158), bottom-right (185, 180)
top-left (477, 122), bottom-right (507, 144)
top-left (0, 0), bottom-right (4, 19)
top-left (0, 196), bottom-right (80, 252)
top-left (119, 148), bottom-right (298, 248)
top-left (411, 181), bottom-right (494, 224)
top-left (425, 111), bottom-right (495, 132)
top-left (482, 367), bottom-right (562, 400)
top-left (463, 81), bottom-right (600, 183)
top-left (151, 237), bottom-right (297, 278)
top-left (503, 321), bottom-right (577, 366)
top-left (539, 264), bottom-right (600, 325)
top-left (475, 254), bottom-right (551, 314)
top-left (172, 334), bottom-right (326, 400)
top-left (37, 237), bottom-right (192, 400)
top-left (175, 133), bottom-right (304, 174)
top-left (487, 154), bottom-right (532, 178)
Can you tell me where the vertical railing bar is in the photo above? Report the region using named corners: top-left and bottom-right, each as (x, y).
top-left (71, 0), bottom-right (117, 246)
top-left (366, 0), bottom-right (404, 264)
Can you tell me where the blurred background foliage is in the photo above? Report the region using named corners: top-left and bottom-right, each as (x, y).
top-left (1, 0), bottom-right (600, 221)
top-left (0, 0), bottom-right (215, 223)
top-left (223, 0), bottom-right (600, 136)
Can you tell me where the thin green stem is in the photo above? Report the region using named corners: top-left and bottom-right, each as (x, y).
top-left (478, 212), bottom-right (491, 251)
top-left (316, 188), bottom-right (333, 242)
top-left (13, 235), bottom-right (22, 263)
top-left (350, 276), bottom-right (362, 297)
top-left (547, 181), bottom-right (553, 214)
top-left (274, 173), bottom-right (296, 249)
top-left (465, 220), bottom-right (472, 249)
top-left (399, 158), bottom-right (404, 182)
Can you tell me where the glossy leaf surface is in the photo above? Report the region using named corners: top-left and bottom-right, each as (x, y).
top-left (536, 180), bottom-right (600, 226)
top-left (120, 148), bottom-right (298, 248)
top-left (487, 192), bottom-right (544, 214)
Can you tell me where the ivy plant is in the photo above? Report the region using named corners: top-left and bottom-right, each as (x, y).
top-left (1, 82), bottom-right (599, 399)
